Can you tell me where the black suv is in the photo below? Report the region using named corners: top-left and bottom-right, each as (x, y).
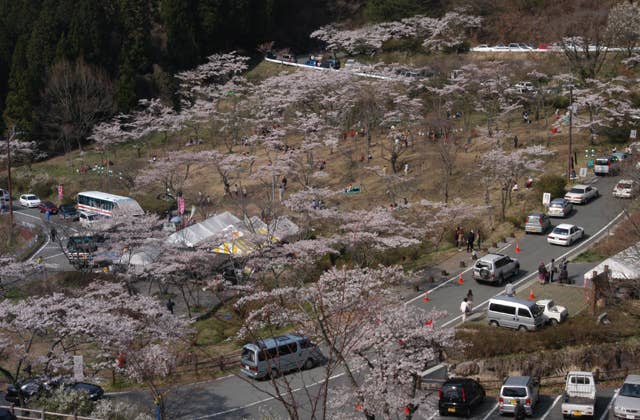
top-left (438, 377), bottom-right (485, 417)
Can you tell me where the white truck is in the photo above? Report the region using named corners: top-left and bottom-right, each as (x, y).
top-left (561, 371), bottom-right (596, 418)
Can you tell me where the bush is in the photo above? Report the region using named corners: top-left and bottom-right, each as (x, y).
top-left (91, 399), bottom-right (153, 420)
top-left (534, 174), bottom-right (567, 200)
top-left (34, 386), bottom-right (95, 415)
top-left (551, 95), bottom-right (570, 109)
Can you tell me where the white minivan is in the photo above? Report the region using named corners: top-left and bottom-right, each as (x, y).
top-left (240, 334), bottom-right (324, 380)
top-left (487, 297), bottom-right (545, 331)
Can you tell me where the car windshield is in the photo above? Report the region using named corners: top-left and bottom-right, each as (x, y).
top-left (552, 227), bottom-right (569, 235)
top-left (502, 387), bottom-right (527, 397)
top-left (550, 202), bottom-right (563, 208)
top-left (620, 383), bottom-right (640, 398)
top-left (569, 188), bottom-right (585, 194)
top-left (528, 215), bottom-right (542, 222)
top-left (617, 183), bottom-right (633, 189)
top-left (25, 195), bottom-right (37, 200)
top-left (241, 347), bottom-right (256, 363)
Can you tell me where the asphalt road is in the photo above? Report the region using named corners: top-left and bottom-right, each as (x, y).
top-left (7, 175), bottom-right (629, 419)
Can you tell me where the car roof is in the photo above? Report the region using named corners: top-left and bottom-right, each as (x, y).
top-left (617, 179), bottom-right (634, 184)
top-left (570, 184), bottom-right (588, 189)
top-left (248, 333), bottom-right (307, 350)
top-left (550, 198), bottom-right (567, 203)
top-left (478, 253), bottom-right (507, 262)
top-left (503, 376), bottom-right (532, 386)
top-left (528, 212), bottom-right (545, 217)
top-left (536, 299), bottom-right (552, 305)
top-left (444, 377), bottom-right (474, 386)
top-left (624, 375), bottom-right (640, 385)
top-left (555, 223), bottom-right (575, 229)
top-left (490, 296), bottom-right (535, 308)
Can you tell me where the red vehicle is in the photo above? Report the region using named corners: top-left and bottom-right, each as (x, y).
top-left (38, 201), bottom-right (59, 214)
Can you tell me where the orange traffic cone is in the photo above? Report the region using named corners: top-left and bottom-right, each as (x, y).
top-left (515, 241), bottom-right (521, 254)
top-left (529, 288), bottom-right (536, 300)
top-left (458, 274), bottom-right (464, 284)
top-left (423, 292), bottom-right (430, 302)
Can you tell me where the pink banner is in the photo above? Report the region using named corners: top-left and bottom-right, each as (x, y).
top-left (178, 196), bottom-right (185, 215)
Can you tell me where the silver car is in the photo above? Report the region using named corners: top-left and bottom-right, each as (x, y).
top-left (547, 198), bottom-right (573, 218)
top-left (564, 184), bottom-right (599, 204)
top-left (473, 254), bottom-right (520, 285)
top-left (613, 375), bottom-right (640, 419)
top-left (525, 212), bottom-right (551, 233)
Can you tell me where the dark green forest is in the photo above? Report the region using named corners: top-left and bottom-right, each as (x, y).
top-left (0, 0), bottom-right (374, 152)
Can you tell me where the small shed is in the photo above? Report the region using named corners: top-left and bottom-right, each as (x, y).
top-left (584, 244), bottom-right (640, 282)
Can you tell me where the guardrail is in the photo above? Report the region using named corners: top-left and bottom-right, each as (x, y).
top-left (172, 351), bottom-right (243, 376)
top-left (264, 57), bottom-right (396, 81)
top-left (0, 405), bottom-right (102, 420)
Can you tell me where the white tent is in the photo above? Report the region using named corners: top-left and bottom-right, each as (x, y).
top-left (166, 211), bottom-right (246, 247)
top-left (584, 243), bottom-right (640, 281)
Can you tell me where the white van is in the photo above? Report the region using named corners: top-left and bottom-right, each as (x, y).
top-left (79, 211), bottom-right (107, 228)
top-left (487, 297), bottom-right (545, 331)
top-left (240, 334), bottom-right (324, 380)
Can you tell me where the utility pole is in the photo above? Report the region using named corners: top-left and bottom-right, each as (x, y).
top-left (5, 126), bottom-right (15, 226)
top-left (568, 86), bottom-right (574, 181)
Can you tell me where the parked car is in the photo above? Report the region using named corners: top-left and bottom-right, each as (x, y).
top-left (514, 81), bottom-right (535, 92)
top-left (59, 204), bottom-right (79, 220)
top-left (0, 188), bottom-right (9, 202)
top-left (67, 382), bottom-right (104, 401)
top-left (438, 377), bottom-right (485, 417)
top-left (612, 151), bottom-right (630, 161)
top-left (562, 371), bottom-right (596, 418)
top-left (547, 198), bottom-right (573, 218)
top-left (498, 376), bottom-right (540, 415)
top-left (547, 223), bottom-right (584, 246)
top-left (472, 44), bottom-right (492, 51)
top-left (19, 194), bottom-right (41, 208)
top-left (240, 334), bottom-right (325, 379)
top-left (473, 253), bottom-right (520, 285)
top-left (536, 299), bottom-right (568, 325)
top-left (487, 297), bottom-right (545, 331)
top-left (79, 211), bottom-right (107, 228)
top-left (613, 179), bottom-right (639, 198)
top-left (37, 201), bottom-right (58, 214)
top-left (594, 156), bottom-right (620, 176)
top-left (0, 408), bottom-right (17, 420)
top-left (525, 212), bottom-right (551, 233)
top-left (564, 184), bottom-right (599, 204)
top-left (613, 374), bottom-right (640, 420)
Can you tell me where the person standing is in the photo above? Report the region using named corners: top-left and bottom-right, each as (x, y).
top-left (538, 261), bottom-right (549, 284)
top-left (457, 228), bottom-right (465, 252)
top-left (549, 258), bottom-right (557, 282)
top-left (166, 299), bottom-right (175, 314)
top-left (505, 282), bottom-right (516, 297)
top-left (454, 227), bottom-right (461, 249)
top-left (466, 229), bottom-right (475, 252)
top-left (466, 290), bottom-right (474, 312)
top-left (45, 209), bottom-right (51, 224)
top-left (460, 298), bottom-right (469, 322)
top-left (50, 226), bottom-right (57, 242)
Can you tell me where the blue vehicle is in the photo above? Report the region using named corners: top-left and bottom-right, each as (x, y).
top-left (305, 59), bottom-right (319, 67)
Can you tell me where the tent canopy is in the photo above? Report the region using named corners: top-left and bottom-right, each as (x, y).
top-left (584, 244), bottom-right (640, 281)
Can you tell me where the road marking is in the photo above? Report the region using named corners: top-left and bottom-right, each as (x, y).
top-left (192, 371), bottom-right (347, 419)
top-left (481, 402), bottom-right (499, 420)
top-left (599, 389), bottom-right (618, 420)
top-left (439, 210), bottom-right (625, 328)
top-left (405, 243), bottom-right (513, 305)
top-left (541, 394), bottom-right (562, 419)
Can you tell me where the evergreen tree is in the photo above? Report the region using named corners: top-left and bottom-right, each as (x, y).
top-left (3, 36), bottom-right (35, 134)
top-left (161, 0), bottom-right (200, 70)
top-left (115, 55), bottom-right (137, 112)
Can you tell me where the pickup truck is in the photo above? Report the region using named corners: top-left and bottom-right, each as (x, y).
top-left (561, 371), bottom-right (596, 418)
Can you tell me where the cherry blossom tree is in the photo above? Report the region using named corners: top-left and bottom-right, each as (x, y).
top-left (606, 2), bottom-right (640, 57)
top-left (0, 282), bottom-right (191, 412)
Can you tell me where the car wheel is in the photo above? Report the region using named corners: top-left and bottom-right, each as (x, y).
top-left (550, 319), bottom-right (558, 326)
top-left (270, 368), bottom-right (280, 379)
top-left (489, 320), bottom-right (499, 328)
top-left (439, 409), bottom-right (447, 417)
top-left (513, 265), bottom-right (520, 277)
top-left (465, 407), bottom-right (471, 418)
top-left (303, 358), bottom-right (315, 370)
top-left (518, 325), bottom-right (527, 332)
top-left (498, 274), bottom-right (505, 286)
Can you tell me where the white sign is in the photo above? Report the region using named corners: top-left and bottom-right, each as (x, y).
top-left (73, 355), bottom-right (84, 381)
top-left (631, 129), bottom-right (637, 139)
top-left (579, 167), bottom-right (588, 178)
top-left (542, 192), bottom-right (551, 206)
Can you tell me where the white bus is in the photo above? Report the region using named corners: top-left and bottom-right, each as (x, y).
top-left (76, 191), bottom-right (144, 217)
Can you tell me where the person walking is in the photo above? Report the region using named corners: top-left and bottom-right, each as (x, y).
top-left (460, 298), bottom-right (470, 322)
top-left (50, 226), bottom-right (57, 242)
top-left (166, 299), bottom-right (175, 314)
top-left (549, 258), bottom-right (557, 282)
top-left (559, 258), bottom-right (569, 283)
top-left (466, 229), bottom-right (475, 252)
top-left (45, 209), bottom-right (51, 224)
top-left (454, 227), bottom-right (461, 249)
top-left (466, 290), bottom-right (474, 312)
